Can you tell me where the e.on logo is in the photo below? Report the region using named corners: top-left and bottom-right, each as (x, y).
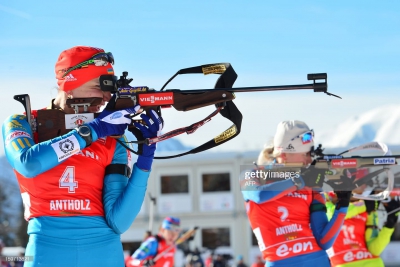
top-left (276, 241), bottom-right (313, 257)
top-left (343, 251), bottom-right (373, 262)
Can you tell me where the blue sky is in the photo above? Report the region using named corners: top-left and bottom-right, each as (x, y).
top-left (1, 1), bottom-right (400, 156)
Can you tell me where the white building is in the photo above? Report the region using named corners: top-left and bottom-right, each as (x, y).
top-left (121, 150), bottom-right (261, 266)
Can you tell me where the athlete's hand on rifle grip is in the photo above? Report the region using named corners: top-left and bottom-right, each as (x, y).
top-left (335, 191), bottom-right (352, 209)
top-left (134, 110), bottom-right (164, 140)
top-left (384, 198), bottom-right (400, 228)
top-left (143, 259), bottom-right (155, 267)
top-left (326, 169), bottom-right (357, 191)
top-left (300, 160), bottom-right (327, 188)
top-left (86, 105), bottom-right (141, 139)
top-left (134, 110), bottom-right (164, 170)
top-left (364, 199), bottom-right (379, 214)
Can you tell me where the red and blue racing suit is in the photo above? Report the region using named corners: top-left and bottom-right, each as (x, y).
top-left (242, 168), bottom-right (348, 267)
top-left (2, 111), bottom-right (150, 267)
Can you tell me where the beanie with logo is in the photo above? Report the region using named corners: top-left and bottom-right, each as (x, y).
top-left (55, 46), bottom-right (114, 92)
top-left (273, 120), bottom-right (314, 153)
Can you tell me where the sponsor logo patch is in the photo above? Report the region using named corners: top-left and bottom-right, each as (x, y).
top-left (65, 113), bottom-right (95, 129)
top-left (64, 74), bottom-right (77, 82)
top-left (374, 157), bottom-right (396, 165)
top-left (331, 159), bottom-right (357, 168)
top-left (202, 64), bottom-right (227, 75)
top-left (214, 125), bottom-right (237, 144)
top-left (119, 86), bottom-right (148, 95)
top-left (138, 92), bottom-right (174, 106)
top-left (6, 131), bottom-right (31, 145)
top-left (323, 155), bottom-right (343, 160)
top-left (51, 136), bottom-right (80, 162)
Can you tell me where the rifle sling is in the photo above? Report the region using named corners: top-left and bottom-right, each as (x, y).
top-left (125, 63), bottom-right (243, 159)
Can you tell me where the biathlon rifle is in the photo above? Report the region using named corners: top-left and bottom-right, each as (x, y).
top-left (15, 63), bottom-right (337, 159)
top-left (267, 142), bottom-right (400, 201)
top-left (313, 142), bottom-right (400, 201)
top-left (128, 227), bottom-right (199, 267)
top-left (153, 226), bottom-right (199, 262)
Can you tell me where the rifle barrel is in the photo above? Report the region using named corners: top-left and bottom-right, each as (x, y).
top-left (165, 83), bottom-right (324, 94)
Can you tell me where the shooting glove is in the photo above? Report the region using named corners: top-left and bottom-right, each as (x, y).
top-left (300, 160), bottom-right (328, 188)
top-left (328, 169), bottom-right (356, 210)
top-left (86, 95), bottom-right (140, 139)
top-left (384, 198), bottom-right (400, 228)
top-left (326, 169), bottom-right (357, 191)
top-left (335, 191), bottom-right (352, 210)
top-left (364, 199), bottom-right (379, 214)
top-left (143, 259), bottom-right (155, 267)
top-left (134, 110), bottom-right (164, 170)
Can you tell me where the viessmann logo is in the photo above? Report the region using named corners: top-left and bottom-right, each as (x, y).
top-left (331, 159), bottom-right (358, 168)
top-left (138, 92), bottom-right (174, 106)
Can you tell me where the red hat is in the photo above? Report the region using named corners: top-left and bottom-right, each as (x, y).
top-left (55, 46), bottom-right (114, 92)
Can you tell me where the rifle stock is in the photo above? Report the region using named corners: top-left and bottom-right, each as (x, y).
top-left (113, 90), bottom-right (236, 112)
top-left (153, 227), bottom-right (199, 262)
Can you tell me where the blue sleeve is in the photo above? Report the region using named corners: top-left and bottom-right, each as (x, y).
top-left (310, 191), bottom-right (347, 250)
top-left (2, 114), bottom-right (88, 177)
top-left (103, 137), bottom-right (150, 234)
top-left (241, 179), bottom-right (299, 203)
top-left (132, 237), bottom-right (159, 259)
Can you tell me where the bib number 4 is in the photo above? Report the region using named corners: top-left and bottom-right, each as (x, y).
top-left (59, 166), bottom-right (78, 193)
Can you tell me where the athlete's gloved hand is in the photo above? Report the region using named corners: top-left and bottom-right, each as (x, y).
top-left (364, 199), bottom-right (379, 214)
top-left (328, 169), bottom-right (355, 209)
top-left (300, 160), bottom-right (327, 188)
top-left (326, 169), bottom-right (358, 191)
top-left (335, 191), bottom-right (352, 210)
top-left (384, 198), bottom-right (400, 228)
top-left (143, 259), bottom-right (155, 267)
top-left (86, 96), bottom-right (141, 139)
top-left (134, 110), bottom-right (164, 170)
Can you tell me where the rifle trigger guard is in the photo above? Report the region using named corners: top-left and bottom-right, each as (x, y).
top-left (215, 101), bottom-right (227, 108)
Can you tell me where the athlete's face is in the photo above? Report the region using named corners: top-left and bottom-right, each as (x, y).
top-left (281, 152), bottom-right (312, 165)
top-left (69, 77), bottom-right (111, 113)
top-left (161, 228), bottom-right (181, 245)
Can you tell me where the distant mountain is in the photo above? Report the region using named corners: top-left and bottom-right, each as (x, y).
top-left (317, 105), bottom-right (400, 152)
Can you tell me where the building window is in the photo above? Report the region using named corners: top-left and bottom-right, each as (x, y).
top-left (201, 227), bottom-right (230, 249)
top-left (202, 173), bottom-right (230, 192)
top-left (161, 175), bottom-right (189, 194)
